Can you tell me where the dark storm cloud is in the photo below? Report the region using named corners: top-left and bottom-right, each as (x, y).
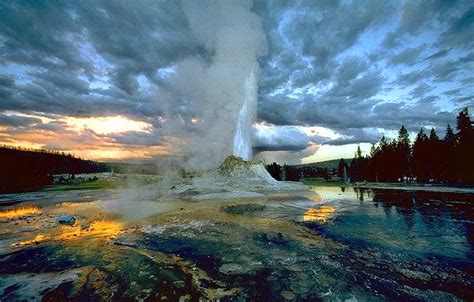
top-left (0, 75), bottom-right (14, 88)
top-left (34, 121), bottom-right (68, 132)
top-left (257, 95), bottom-right (300, 125)
top-left (253, 125), bottom-right (310, 152)
top-left (425, 48), bottom-right (451, 61)
top-left (370, 101), bottom-right (456, 132)
top-left (382, 1), bottom-right (471, 49)
top-left (253, 0), bottom-right (471, 149)
top-left (0, 1), bottom-right (89, 72)
top-left (396, 52), bottom-right (472, 88)
top-left (0, 113), bottom-right (42, 128)
top-left (73, 0), bottom-right (201, 93)
top-left (325, 128), bottom-right (381, 146)
top-left (0, 75), bottom-right (14, 100)
top-left (37, 70), bottom-right (90, 94)
top-left (0, 0), bottom-right (473, 154)
top-left (410, 83), bottom-right (431, 99)
top-left (260, 63), bottom-right (384, 132)
top-left (438, 6), bottom-right (474, 49)
top-left (388, 44), bottom-right (427, 66)
top-left (0, 0), bottom-right (198, 118)
top-left (396, 69), bottom-right (428, 86)
top-left (254, 0), bottom-right (390, 91)
top-left (106, 129), bottom-right (164, 147)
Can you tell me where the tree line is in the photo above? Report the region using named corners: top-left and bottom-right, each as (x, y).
top-left (266, 162), bottom-right (335, 182)
top-left (0, 146), bottom-right (109, 193)
top-left (346, 107), bottom-right (474, 184)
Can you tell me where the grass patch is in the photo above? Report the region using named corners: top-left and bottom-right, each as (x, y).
top-left (41, 176), bottom-right (158, 192)
top-left (301, 178), bottom-right (349, 187)
top-left (41, 179), bottom-right (121, 192)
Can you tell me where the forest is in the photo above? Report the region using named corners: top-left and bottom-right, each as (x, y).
top-left (346, 107), bottom-right (474, 184)
top-left (0, 146), bottom-right (109, 193)
top-left (267, 107), bottom-right (474, 185)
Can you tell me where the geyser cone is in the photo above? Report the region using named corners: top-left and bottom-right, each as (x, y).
top-left (218, 155), bottom-right (276, 183)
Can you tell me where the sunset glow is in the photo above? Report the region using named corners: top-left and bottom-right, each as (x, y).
top-left (0, 1), bottom-right (472, 300)
top-left (303, 206), bottom-right (335, 223)
top-left (64, 115), bottom-right (151, 135)
top-left (0, 206), bottom-right (40, 219)
top-left (55, 220), bottom-right (124, 241)
top-left (0, 112), bottom-right (170, 161)
top-left (12, 234), bottom-right (48, 247)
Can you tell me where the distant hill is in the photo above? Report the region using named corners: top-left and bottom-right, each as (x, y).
top-left (0, 146), bottom-right (109, 193)
top-left (108, 162), bottom-right (160, 175)
top-left (291, 158), bottom-right (354, 169)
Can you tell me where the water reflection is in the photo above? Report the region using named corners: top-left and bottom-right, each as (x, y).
top-left (353, 187), bottom-right (373, 201)
top-left (371, 189), bottom-right (474, 258)
top-left (0, 205), bottom-right (40, 218)
top-left (56, 220), bottom-right (124, 241)
top-left (1, 185), bottom-right (472, 301)
top-left (308, 186), bottom-right (474, 261)
top-left (303, 206), bottom-right (335, 223)
top-left (57, 201), bottom-right (94, 208)
top-left (12, 234), bottom-right (48, 247)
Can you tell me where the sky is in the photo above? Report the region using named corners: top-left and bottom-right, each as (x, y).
top-left (0, 0), bottom-right (473, 165)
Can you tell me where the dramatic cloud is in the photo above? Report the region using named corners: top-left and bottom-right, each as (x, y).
top-left (0, 1), bottom-right (473, 164)
top-left (253, 124), bottom-right (312, 152)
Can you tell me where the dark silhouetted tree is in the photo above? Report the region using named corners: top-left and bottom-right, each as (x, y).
top-left (412, 128), bottom-right (429, 181)
top-left (369, 144), bottom-right (380, 182)
top-left (349, 145), bottom-right (370, 181)
top-left (440, 124), bottom-right (457, 182)
top-left (0, 146), bottom-right (109, 193)
top-left (352, 108), bottom-right (473, 185)
top-left (396, 125), bottom-right (412, 178)
top-left (427, 128), bottom-right (442, 180)
top-left (455, 107), bottom-right (474, 183)
top-left (337, 158), bottom-right (348, 180)
top-left (265, 162), bottom-right (282, 181)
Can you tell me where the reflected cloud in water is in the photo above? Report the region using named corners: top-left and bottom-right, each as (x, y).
top-left (0, 205), bottom-right (40, 219)
top-left (55, 220), bottom-right (124, 241)
top-left (308, 186), bottom-right (474, 260)
top-left (303, 206), bottom-right (335, 223)
top-left (11, 234), bottom-right (48, 247)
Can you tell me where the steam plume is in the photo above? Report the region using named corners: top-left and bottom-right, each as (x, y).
top-left (165, 0), bottom-right (267, 171)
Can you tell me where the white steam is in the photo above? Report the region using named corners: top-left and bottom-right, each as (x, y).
top-left (164, 0), bottom-right (267, 171)
top-left (233, 70), bottom-right (256, 160)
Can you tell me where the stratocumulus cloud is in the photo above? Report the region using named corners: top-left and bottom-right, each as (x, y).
top-left (0, 1), bottom-right (472, 163)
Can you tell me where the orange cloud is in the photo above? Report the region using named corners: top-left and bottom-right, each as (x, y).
top-left (64, 115), bottom-right (151, 135)
top-left (0, 113), bottom-right (171, 161)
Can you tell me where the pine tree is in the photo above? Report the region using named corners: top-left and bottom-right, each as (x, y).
top-left (369, 144), bottom-right (378, 158)
top-left (356, 145), bottom-right (362, 159)
top-left (455, 107), bottom-right (474, 183)
top-left (376, 136), bottom-right (392, 181)
top-left (428, 128), bottom-right (441, 180)
top-left (412, 128), bottom-right (429, 181)
top-left (369, 144), bottom-right (380, 182)
top-left (337, 158), bottom-right (346, 179)
top-left (379, 136), bottom-right (389, 152)
top-left (397, 125), bottom-right (412, 178)
top-left (456, 107), bottom-right (472, 140)
top-left (444, 124), bottom-right (456, 145)
top-left (441, 124), bottom-right (457, 183)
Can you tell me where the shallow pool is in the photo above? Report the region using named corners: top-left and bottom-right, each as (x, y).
top-left (0, 186), bottom-right (472, 301)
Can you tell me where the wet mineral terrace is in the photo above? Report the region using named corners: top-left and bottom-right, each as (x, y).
top-left (0, 186), bottom-right (473, 301)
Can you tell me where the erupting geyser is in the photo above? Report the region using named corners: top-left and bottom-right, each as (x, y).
top-left (233, 70), bottom-right (257, 160)
top-left (169, 0), bottom-right (268, 171)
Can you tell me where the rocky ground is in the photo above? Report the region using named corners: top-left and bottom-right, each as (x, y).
top-left (0, 157), bottom-right (472, 301)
